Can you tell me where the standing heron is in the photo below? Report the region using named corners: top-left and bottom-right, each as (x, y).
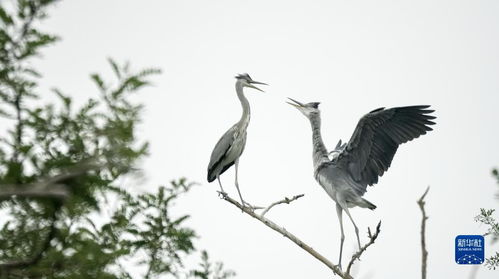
top-left (287, 98), bottom-right (435, 268)
top-left (207, 73), bottom-right (267, 206)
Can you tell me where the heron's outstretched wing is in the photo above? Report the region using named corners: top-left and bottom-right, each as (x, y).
top-left (336, 105), bottom-right (436, 187)
top-left (207, 124), bottom-right (237, 182)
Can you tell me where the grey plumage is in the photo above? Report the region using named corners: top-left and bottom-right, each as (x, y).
top-left (337, 105), bottom-right (435, 188)
top-left (207, 125), bottom-right (243, 183)
top-left (207, 74), bottom-right (267, 205)
top-left (287, 98), bottom-right (436, 269)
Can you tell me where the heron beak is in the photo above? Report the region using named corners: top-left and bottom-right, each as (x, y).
top-left (286, 97), bottom-right (304, 108)
top-left (248, 80), bottom-right (267, 92)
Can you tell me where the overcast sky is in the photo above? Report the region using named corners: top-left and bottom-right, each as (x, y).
top-left (34, 0), bottom-right (499, 278)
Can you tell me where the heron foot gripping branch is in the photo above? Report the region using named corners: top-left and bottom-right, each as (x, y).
top-left (217, 190), bottom-right (228, 199)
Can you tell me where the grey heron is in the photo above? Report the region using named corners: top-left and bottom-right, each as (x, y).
top-left (207, 73), bottom-right (267, 206)
top-left (287, 98), bottom-right (435, 268)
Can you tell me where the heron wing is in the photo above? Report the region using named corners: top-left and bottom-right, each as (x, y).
top-left (336, 105), bottom-right (436, 187)
top-left (207, 124), bottom-right (238, 182)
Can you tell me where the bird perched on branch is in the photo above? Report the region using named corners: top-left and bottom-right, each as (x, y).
top-left (207, 74), bottom-right (267, 206)
top-left (287, 98), bottom-right (436, 268)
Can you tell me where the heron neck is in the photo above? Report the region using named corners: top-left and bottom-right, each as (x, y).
top-left (236, 81), bottom-right (250, 129)
top-left (309, 114), bottom-right (329, 168)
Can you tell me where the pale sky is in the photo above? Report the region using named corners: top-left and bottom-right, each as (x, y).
top-left (33, 0), bottom-right (499, 278)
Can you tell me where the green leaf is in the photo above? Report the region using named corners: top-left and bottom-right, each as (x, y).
top-left (90, 73), bottom-right (107, 92)
top-left (0, 7), bottom-right (14, 25)
top-left (108, 57), bottom-right (122, 79)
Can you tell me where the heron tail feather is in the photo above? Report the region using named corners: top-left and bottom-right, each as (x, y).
top-left (361, 198), bottom-right (377, 210)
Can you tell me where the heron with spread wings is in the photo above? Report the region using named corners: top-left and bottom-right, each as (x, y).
top-left (287, 98), bottom-right (436, 268)
top-left (207, 74), bottom-right (267, 206)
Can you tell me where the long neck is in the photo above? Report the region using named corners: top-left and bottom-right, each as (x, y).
top-left (309, 113), bottom-right (329, 169)
top-left (236, 81), bottom-right (250, 129)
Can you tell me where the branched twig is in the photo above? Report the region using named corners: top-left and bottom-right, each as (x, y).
top-left (345, 221), bottom-right (381, 275)
top-left (260, 194), bottom-right (305, 217)
top-left (417, 186), bottom-right (430, 279)
top-left (218, 192), bottom-right (353, 279)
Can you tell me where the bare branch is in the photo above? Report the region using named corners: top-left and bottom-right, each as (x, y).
top-left (345, 221), bottom-right (381, 275)
top-left (219, 192), bottom-right (353, 279)
top-left (260, 194), bottom-right (305, 217)
top-left (417, 186), bottom-right (430, 279)
top-left (0, 183), bottom-right (69, 201)
top-left (0, 161), bottom-right (100, 202)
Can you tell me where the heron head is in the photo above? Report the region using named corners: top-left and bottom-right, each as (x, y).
top-left (287, 97), bottom-right (321, 118)
top-left (235, 73), bottom-right (267, 92)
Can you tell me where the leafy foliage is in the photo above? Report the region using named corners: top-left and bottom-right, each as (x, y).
top-left (189, 251), bottom-right (236, 279)
top-left (475, 209), bottom-right (499, 242)
top-left (475, 208), bottom-right (499, 270)
top-left (474, 168), bottom-right (499, 270)
top-left (0, 1), bottom-right (234, 278)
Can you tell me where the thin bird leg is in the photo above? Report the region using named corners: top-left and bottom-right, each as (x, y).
top-left (343, 207), bottom-right (361, 250)
top-left (336, 203), bottom-right (345, 270)
top-left (234, 159), bottom-right (247, 206)
top-left (217, 176), bottom-right (226, 194)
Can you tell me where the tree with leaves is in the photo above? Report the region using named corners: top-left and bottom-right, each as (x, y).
top-left (0, 1), bottom-right (234, 278)
top-left (474, 168), bottom-right (499, 270)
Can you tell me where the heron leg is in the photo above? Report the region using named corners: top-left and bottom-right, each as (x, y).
top-left (343, 207), bottom-right (361, 251)
top-left (216, 176), bottom-right (226, 195)
top-left (234, 159), bottom-right (247, 207)
top-left (336, 203), bottom-right (345, 270)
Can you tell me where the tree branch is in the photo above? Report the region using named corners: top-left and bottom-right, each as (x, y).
top-left (417, 186), bottom-right (430, 279)
top-left (219, 192), bottom-right (354, 279)
top-left (0, 183), bottom-right (69, 201)
top-left (346, 221), bottom-right (381, 275)
top-left (0, 161), bottom-right (100, 202)
top-left (260, 194), bottom-right (305, 217)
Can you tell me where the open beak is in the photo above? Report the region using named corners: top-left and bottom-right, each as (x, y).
top-left (286, 97), bottom-right (305, 108)
top-left (248, 80), bottom-right (268, 92)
